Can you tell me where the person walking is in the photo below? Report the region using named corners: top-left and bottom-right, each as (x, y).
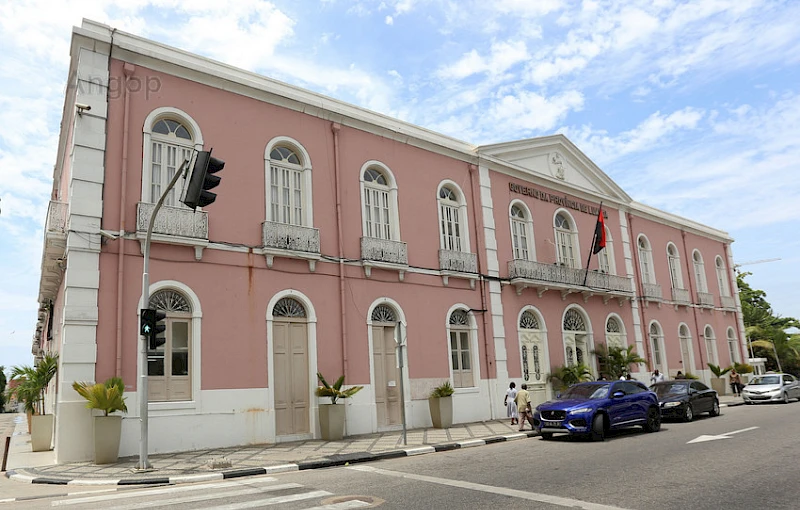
top-left (514, 384), bottom-right (534, 431)
top-left (650, 369), bottom-right (665, 384)
top-left (730, 370), bottom-right (742, 396)
top-left (504, 382), bottom-right (518, 426)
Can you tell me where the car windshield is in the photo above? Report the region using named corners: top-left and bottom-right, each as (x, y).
top-left (560, 384), bottom-right (609, 400)
top-left (652, 383), bottom-right (688, 398)
top-left (751, 375), bottom-right (781, 385)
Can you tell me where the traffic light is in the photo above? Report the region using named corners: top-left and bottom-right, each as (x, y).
top-left (140, 308), bottom-right (167, 350)
top-left (182, 149), bottom-right (224, 209)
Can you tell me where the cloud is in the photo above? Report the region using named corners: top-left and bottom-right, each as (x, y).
top-left (385, 15), bottom-right (394, 25)
top-left (437, 39), bottom-right (528, 80)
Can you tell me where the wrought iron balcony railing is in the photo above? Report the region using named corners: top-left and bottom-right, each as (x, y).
top-left (642, 282), bottom-right (663, 301)
top-left (262, 221), bottom-right (320, 254)
top-left (439, 249), bottom-right (477, 274)
top-left (136, 202), bottom-right (208, 240)
top-left (508, 259), bottom-right (633, 295)
top-left (720, 295), bottom-right (736, 310)
top-left (671, 287), bottom-right (691, 305)
top-left (696, 291), bottom-right (714, 307)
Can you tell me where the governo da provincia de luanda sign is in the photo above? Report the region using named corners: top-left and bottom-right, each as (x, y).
top-left (509, 182), bottom-right (608, 219)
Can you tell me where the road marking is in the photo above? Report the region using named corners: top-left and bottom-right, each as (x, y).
top-left (102, 483), bottom-right (308, 510)
top-left (687, 426), bottom-right (759, 444)
top-left (203, 491), bottom-right (332, 510)
top-left (306, 501), bottom-right (373, 509)
top-left (347, 465), bottom-right (631, 510)
top-left (51, 476), bottom-right (279, 506)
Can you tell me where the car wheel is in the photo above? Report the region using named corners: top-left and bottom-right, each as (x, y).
top-left (591, 414), bottom-right (605, 441)
top-left (782, 392), bottom-right (789, 404)
top-left (683, 404), bottom-right (694, 422)
top-left (541, 433), bottom-right (553, 440)
top-left (644, 407), bottom-right (661, 432)
top-left (709, 399), bottom-right (720, 416)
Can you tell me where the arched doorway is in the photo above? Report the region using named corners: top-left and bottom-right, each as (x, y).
top-left (563, 308), bottom-right (591, 375)
top-left (148, 289), bottom-right (192, 402)
top-left (371, 304), bottom-right (401, 428)
top-left (519, 309), bottom-right (549, 407)
top-left (272, 297), bottom-right (309, 437)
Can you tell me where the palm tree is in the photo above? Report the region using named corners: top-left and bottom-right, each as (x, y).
top-left (593, 344), bottom-right (645, 379)
top-left (548, 363), bottom-right (593, 390)
top-left (749, 328), bottom-right (800, 374)
top-left (8, 352), bottom-right (59, 416)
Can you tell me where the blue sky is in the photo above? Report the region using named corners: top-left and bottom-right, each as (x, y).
top-left (1, 0), bottom-right (799, 370)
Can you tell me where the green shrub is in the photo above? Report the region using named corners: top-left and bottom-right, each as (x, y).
top-left (315, 373), bottom-right (364, 404)
top-left (72, 377), bottom-right (128, 416)
top-left (430, 380), bottom-right (454, 398)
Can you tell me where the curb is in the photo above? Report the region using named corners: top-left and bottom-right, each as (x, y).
top-left (3, 431), bottom-right (539, 487)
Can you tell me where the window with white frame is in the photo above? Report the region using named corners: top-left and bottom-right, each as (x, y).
top-left (649, 322), bottom-right (664, 371)
top-left (667, 243), bottom-right (684, 289)
top-left (438, 185), bottom-right (464, 252)
top-left (727, 327), bottom-right (739, 364)
top-left (554, 213), bottom-right (577, 268)
top-left (693, 250), bottom-right (708, 293)
top-left (679, 324), bottom-right (693, 372)
top-left (510, 204), bottom-right (531, 260)
top-left (448, 309), bottom-right (473, 388)
top-left (147, 289), bottom-right (193, 402)
top-left (149, 119), bottom-right (194, 206)
top-left (605, 316), bottom-right (625, 349)
top-left (638, 236), bottom-right (655, 284)
top-left (268, 146), bottom-right (305, 225)
top-left (362, 166), bottom-right (394, 240)
top-left (704, 325), bottom-right (717, 366)
top-left (715, 256), bottom-right (731, 297)
top-left (598, 226), bottom-right (614, 274)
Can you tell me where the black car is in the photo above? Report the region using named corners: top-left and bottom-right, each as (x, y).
top-left (650, 380), bottom-right (720, 422)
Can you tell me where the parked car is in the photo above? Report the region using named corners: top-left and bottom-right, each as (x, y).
top-left (533, 381), bottom-right (661, 441)
top-left (650, 380), bottom-right (720, 421)
top-left (742, 373), bottom-right (800, 404)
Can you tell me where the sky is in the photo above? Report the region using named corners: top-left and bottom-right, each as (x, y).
top-left (1, 0), bottom-right (799, 371)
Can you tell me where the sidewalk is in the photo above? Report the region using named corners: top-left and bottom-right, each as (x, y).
top-left (4, 395), bottom-right (746, 487)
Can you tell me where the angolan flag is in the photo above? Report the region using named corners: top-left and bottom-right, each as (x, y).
top-left (592, 208), bottom-right (606, 254)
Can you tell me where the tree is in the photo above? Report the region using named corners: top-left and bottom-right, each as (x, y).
top-left (593, 344), bottom-right (645, 379)
top-left (548, 363), bottom-right (593, 389)
top-left (0, 366), bottom-right (6, 412)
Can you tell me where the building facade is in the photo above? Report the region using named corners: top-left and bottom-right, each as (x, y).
top-left (34, 20), bottom-right (747, 463)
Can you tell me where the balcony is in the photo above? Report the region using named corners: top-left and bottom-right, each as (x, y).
top-left (38, 201), bottom-right (68, 303)
top-left (720, 295), bottom-right (737, 310)
top-left (671, 287), bottom-right (691, 306)
top-left (696, 291), bottom-right (714, 308)
top-left (507, 259), bottom-right (633, 304)
top-left (439, 249), bottom-right (478, 289)
top-left (361, 237), bottom-right (408, 280)
top-left (261, 221), bottom-right (321, 271)
top-left (136, 202), bottom-right (209, 260)
top-left (641, 282), bottom-right (663, 302)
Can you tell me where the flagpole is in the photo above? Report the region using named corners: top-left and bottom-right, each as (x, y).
top-left (582, 202), bottom-right (603, 287)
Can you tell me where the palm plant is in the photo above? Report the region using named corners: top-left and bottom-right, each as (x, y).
top-left (8, 353), bottom-right (58, 415)
top-left (548, 363), bottom-right (593, 389)
top-left (593, 344), bottom-right (645, 379)
top-left (430, 380), bottom-right (454, 398)
top-left (72, 377), bottom-right (128, 416)
top-left (315, 372), bottom-right (364, 404)
top-left (707, 363), bottom-right (732, 378)
top-left (749, 328), bottom-right (800, 374)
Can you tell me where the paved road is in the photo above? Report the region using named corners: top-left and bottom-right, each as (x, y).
top-left (11, 401), bottom-right (800, 509)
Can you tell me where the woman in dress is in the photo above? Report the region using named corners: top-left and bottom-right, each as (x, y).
top-left (504, 382), bottom-right (518, 426)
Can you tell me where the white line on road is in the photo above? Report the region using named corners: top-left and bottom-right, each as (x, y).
top-left (305, 501), bottom-right (373, 510)
top-left (50, 476), bottom-right (279, 506)
top-left (347, 465), bottom-right (632, 510)
top-left (202, 491), bottom-right (332, 510)
top-left (103, 483), bottom-right (304, 510)
top-left (726, 426), bottom-right (759, 435)
top-left (687, 426), bottom-right (759, 444)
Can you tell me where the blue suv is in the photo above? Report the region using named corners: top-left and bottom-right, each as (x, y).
top-left (533, 380), bottom-right (661, 441)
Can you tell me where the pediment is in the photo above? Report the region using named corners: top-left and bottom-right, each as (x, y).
top-left (477, 134), bottom-right (631, 203)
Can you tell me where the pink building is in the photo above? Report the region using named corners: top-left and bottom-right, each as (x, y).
top-left (34, 20), bottom-right (746, 463)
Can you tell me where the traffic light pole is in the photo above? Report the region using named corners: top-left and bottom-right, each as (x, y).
top-left (137, 157), bottom-right (192, 471)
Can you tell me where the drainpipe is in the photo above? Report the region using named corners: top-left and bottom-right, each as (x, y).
top-left (627, 213), bottom-right (652, 372)
top-left (331, 123), bottom-right (348, 379)
top-left (681, 230), bottom-right (706, 380)
top-left (115, 63), bottom-right (135, 377)
top-left (468, 162), bottom-right (496, 417)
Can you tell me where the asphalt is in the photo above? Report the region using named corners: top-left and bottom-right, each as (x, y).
top-left (2, 394), bottom-right (745, 488)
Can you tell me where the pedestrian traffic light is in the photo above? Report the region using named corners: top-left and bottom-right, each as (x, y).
top-left (182, 149), bottom-right (224, 210)
top-left (140, 308), bottom-right (167, 350)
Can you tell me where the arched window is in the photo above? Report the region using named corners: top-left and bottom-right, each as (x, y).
top-left (438, 183), bottom-right (470, 252)
top-left (148, 289), bottom-right (193, 402)
top-left (693, 250), bottom-right (708, 293)
top-left (727, 327), bottom-right (739, 364)
top-left (361, 163), bottom-right (400, 241)
top-left (148, 118), bottom-right (195, 206)
top-left (554, 212), bottom-right (578, 268)
top-left (510, 202), bottom-right (533, 261)
top-left (667, 243), bottom-right (684, 290)
top-left (449, 309), bottom-right (474, 388)
top-left (273, 297), bottom-right (307, 317)
top-left (598, 226), bottom-right (615, 274)
top-left (704, 325), bottom-right (717, 365)
top-left (563, 308), bottom-right (589, 369)
top-left (605, 316), bottom-right (625, 349)
top-left (638, 235), bottom-right (655, 284)
top-left (519, 310), bottom-right (544, 382)
top-left (649, 322), bottom-right (664, 373)
top-left (679, 324), bottom-right (694, 373)
top-left (266, 139), bottom-right (313, 227)
top-left (715, 256), bottom-right (731, 297)
top-left (371, 304), bottom-right (397, 323)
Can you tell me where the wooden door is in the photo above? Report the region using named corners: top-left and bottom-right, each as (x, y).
top-left (274, 320), bottom-right (309, 436)
top-left (373, 325), bottom-right (401, 427)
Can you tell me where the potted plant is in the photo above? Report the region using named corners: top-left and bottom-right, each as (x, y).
top-left (429, 380), bottom-right (454, 428)
top-left (9, 353), bottom-right (58, 451)
top-left (72, 377), bottom-right (128, 464)
top-left (315, 373), bottom-right (363, 441)
top-left (708, 363), bottom-right (732, 395)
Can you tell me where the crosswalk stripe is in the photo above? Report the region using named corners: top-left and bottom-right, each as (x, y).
top-left (305, 500), bottom-right (373, 509)
top-left (106, 483), bottom-right (303, 510)
top-left (51, 477), bottom-right (279, 506)
top-left (203, 491), bottom-right (332, 510)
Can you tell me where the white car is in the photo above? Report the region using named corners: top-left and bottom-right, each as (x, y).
top-left (742, 373), bottom-right (800, 404)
